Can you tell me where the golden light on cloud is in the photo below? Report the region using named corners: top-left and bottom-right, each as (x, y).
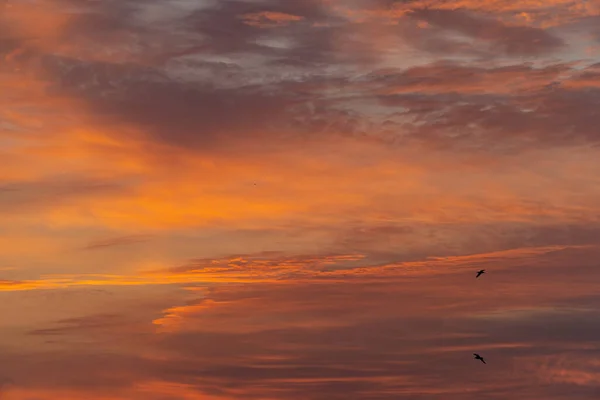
top-left (2, 0), bottom-right (600, 398)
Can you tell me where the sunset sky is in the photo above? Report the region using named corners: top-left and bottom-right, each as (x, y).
top-left (2, 0), bottom-right (600, 398)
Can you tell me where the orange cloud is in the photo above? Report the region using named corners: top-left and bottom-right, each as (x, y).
top-left (240, 11), bottom-right (304, 28)
top-left (2, 245), bottom-right (600, 399)
top-left (3, 121), bottom-right (599, 232)
top-left (0, 382), bottom-right (234, 400)
top-left (4, 1), bottom-right (600, 399)
top-left (334, 0), bottom-right (600, 28)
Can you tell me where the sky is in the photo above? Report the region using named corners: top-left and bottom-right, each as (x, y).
top-left (1, 0), bottom-right (600, 398)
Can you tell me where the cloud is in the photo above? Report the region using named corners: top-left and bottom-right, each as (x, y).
top-left (240, 11), bottom-right (305, 28)
top-left (145, 249), bottom-right (600, 399)
top-left (372, 62), bottom-right (600, 152)
top-left (3, 1), bottom-right (600, 398)
top-left (28, 313), bottom-right (128, 336)
top-left (3, 0), bottom-right (594, 161)
top-left (26, 44), bottom-right (600, 160)
top-left (82, 235), bottom-right (154, 250)
top-left (0, 176), bottom-right (127, 212)
top-left (370, 62), bottom-right (570, 95)
top-left (0, 280), bottom-right (46, 291)
top-left (2, 245), bottom-right (600, 399)
top-left (334, 222), bottom-right (600, 262)
top-left (0, 244), bottom-right (592, 293)
top-left (157, 252), bottom-right (366, 276)
top-left (407, 8), bottom-right (565, 56)
top-left (33, 50), bottom-right (363, 154)
top-left (350, 0), bottom-right (599, 28)
top-left (0, 349), bottom-right (151, 393)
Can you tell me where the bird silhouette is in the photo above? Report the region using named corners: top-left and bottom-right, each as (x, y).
top-left (473, 353), bottom-right (486, 364)
top-left (476, 269), bottom-right (485, 278)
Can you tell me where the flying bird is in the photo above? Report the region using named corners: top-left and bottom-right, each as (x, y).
top-left (473, 353), bottom-right (486, 364)
top-left (476, 269), bottom-right (485, 278)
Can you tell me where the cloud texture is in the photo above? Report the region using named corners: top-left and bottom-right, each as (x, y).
top-left (1, 0), bottom-right (600, 398)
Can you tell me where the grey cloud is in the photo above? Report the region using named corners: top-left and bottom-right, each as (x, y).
top-left (18, 1), bottom-right (591, 156)
top-left (376, 68), bottom-right (600, 152)
top-left (55, 0), bottom-right (343, 64)
top-left (37, 52), bottom-right (367, 152)
top-left (40, 55), bottom-right (595, 156)
top-left (407, 8), bottom-right (565, 56)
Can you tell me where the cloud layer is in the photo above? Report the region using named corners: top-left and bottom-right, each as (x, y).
top-left (1, 0), bottom-right (600, 398)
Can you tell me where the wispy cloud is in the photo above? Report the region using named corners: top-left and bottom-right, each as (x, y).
top-left (2, 0), bottom-right (600, 398)
top-left (82, 235), bottom-right (154, 250)
top-left (7, 245), bottom-right (600, 399)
